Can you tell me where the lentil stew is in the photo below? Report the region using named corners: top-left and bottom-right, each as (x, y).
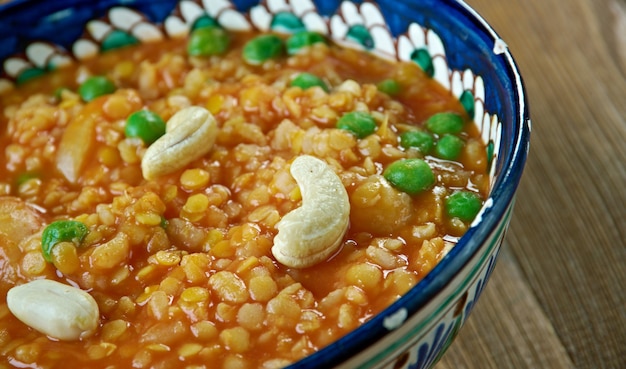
top-left (0, 29), bottom-right (489, 368)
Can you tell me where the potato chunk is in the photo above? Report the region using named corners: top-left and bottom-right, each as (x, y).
top-left (0, 196), bottom-right (45, 245)
top-left (0, 197), bottom-right (45, 293)
top-left (350, 175), bottom-right (414, 235)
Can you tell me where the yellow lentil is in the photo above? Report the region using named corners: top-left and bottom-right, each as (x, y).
top-left (50, 241), bottom-right (80, 275)
top-left (180, 287), bottom-right (210, 303)
top-left (182, 193), bottom-right (210, 214)
top-left (219, 327), bottom-right (251, 354)
top-left (180, 169), bottom-right (211, 191)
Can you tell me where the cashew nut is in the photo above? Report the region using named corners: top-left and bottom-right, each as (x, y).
top-left (141, 106), bottom-right (218, 180)
top-left (7, 279), bottom-right (100, 341)
top-left (272, 155), bottom-right (350, 268)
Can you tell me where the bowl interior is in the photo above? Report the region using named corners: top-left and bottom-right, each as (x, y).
top-left (0, 0), bottom-right (530, 367)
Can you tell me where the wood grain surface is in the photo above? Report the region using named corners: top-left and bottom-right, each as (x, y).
top-left (437, 0), bottom-right (626, 368)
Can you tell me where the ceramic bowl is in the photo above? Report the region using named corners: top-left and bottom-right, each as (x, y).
top-left (0, 0), bottom-right (530, 368)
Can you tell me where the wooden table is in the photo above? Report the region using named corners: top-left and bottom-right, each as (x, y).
top-left (436, 0), bottom-right (626, 368)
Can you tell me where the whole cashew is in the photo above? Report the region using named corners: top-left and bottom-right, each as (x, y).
top-left (141, 106), bottom-right (218, 180)
top-left (272, 155), bottom-right (350, 268)
top-left (7, 279), bottom-right (100, 341)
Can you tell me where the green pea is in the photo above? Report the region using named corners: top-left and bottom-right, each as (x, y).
top-left (383, 158), bottom-right (435, 195)
top-left (400, 130), bottom-right (434, 154)
top-left (187, 26), bottom-right (230, 56)
top-left (41, 220), bottom-right (89, 262)
top-left (78, 76), bottom-right (116, 102)
top-left (435, 134), bottom-right (465, 160)
top-left (125, 110), bottom-right (166, 145)
top-left (290, 72), bottom-right (329, 91)
top-left (286, 31), bottom-right (327, 55)
top-left (425, 112), bottom-right (464, 135)
top-left (445, 191), bottom-right (482, 221)
top-left (377, 79), bottom-right (401, 96)
top-left (243, 34), bottom-right (284, 65)
top-left (336, 111), bottom-right (377, 139)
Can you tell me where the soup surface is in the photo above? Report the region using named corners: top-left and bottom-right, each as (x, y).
top-left (0, 29), bottom-right (488, 368)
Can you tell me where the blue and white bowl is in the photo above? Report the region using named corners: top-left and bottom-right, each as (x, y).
top-left (0, 1), bottom-right (531, 368)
